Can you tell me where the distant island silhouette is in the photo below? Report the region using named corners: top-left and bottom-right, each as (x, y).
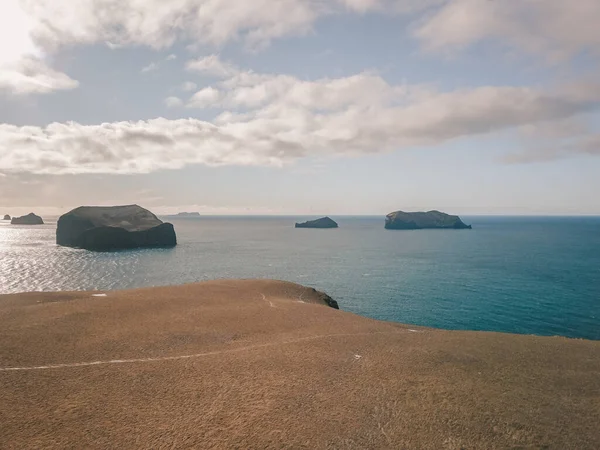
top-left (173, 212), bottom-right (201, 217)
top-left (11, 213), bottom-right (44, 225)
top-left (385, 210), bottom-right (472, 230)
top-left (295, 217), bottom-right (338, 229)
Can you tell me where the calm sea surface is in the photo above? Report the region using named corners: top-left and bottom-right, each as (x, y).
top-left (1, 216), bottom-right (599, 340)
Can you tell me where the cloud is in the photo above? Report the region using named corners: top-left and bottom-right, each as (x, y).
top-left (3, 0), bottom-right (598, 70)
top-left (0, 0), bottom-right (39, 65)
top-left (186, 55), bottom-right (240, 78)
top-left (164, 96), bottom-right (183, 108)
top-left (187, 87), bottom-right (221, 108)
top-left (0, 56), bottom-right (79, 94)
top-left (2, 66), bottom-right (600, 174)
top-left (15, 0), bottom-right (340, 52)
top-left (504, 135), bottom-right (600, 163)
top-left (3, 2), bottom-right (600, 169)
top-left (184, 55), bottom-right (409, 110)
top-left (337, 0), bottom-right (381, 13)
top-left (140, 62), bottom-right (159, 73)
top-left (0, 118), bottom-right (306, 175)
top-left (12, 0), bottom-right (415, 59)
top-left (105, 41), bottom-right (123, 50)
top-left (503, 117), bottom-right (600, 163)
top-left (140, 53), bottom-right (179, 74)
top-left (415, 0), bottom-right (600, 61)
top-left (181, 81), bottom-right (198, 92)
top-left (0, 0), bottom-right (78, 94)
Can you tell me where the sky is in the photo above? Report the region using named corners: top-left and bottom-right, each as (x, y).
top-left (1, 0), bottom-right (600, 216)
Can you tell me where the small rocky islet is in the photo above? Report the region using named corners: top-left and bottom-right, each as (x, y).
top-left (295, 217), bottom-right (339, 229)
top-left (56, 205), bottom-right (177, 251)
top-left (10, 213), bottom-right (44, 225)
top-left (174, 212), bottom-right (201, 218)
top-left (385, 210), bottom-right (472, 230)
top-left (9, 207), bottom-right (470, 252)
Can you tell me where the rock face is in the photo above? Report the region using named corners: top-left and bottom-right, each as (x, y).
top-left (3, 214), bottom-right (10, 220)
top-left (309, 287), bottom-right (339, 309)
top-left (57, 205), bottom-right (177, 251)
top-left (11, 213), bottom-right (44, 225)
top-left (295, 217), bottom-right (338, 229)
top-left (385, 210), bottom-right (472, 230)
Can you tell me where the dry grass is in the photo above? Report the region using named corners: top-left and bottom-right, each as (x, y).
top-left (0, 279), bottom-right (599, 449)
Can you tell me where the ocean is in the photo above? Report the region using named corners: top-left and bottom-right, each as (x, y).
top-left (1, 216), bottom-right (599, 340)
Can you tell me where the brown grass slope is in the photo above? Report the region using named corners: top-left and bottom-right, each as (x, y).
top-left (0, 280), bottom-right (599, 449)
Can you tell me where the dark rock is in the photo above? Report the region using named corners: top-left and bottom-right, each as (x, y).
top-left (295, 217), bottom-right (338, 229)
top-left (11, 213), bottom-right (44, 225)
top-left (57, 205), bottom-right (177, 251)
top-left (310, 287), bottom-right (339, 309)
top-left (3, 214), bottom-right (10, 220)
top-left (385, 210), bottom-right (472, 230)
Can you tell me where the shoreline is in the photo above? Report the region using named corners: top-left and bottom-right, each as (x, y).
top-left (1, 280), bottom-right (596, 342)
top-left (1, 280), bottom-right (599, 448)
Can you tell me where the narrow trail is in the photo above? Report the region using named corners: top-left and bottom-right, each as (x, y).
top-left (0, 330), bottom-right (419, 372)
top-left (257, 291), bottom-right (276, 308)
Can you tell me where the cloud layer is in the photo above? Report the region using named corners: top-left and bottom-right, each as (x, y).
top-left (0, 57), bottom-right (78, 94)
top-left (12, 0), bottom-right (600, 59)
top-left (1, 1), bottom-right (599, 171)
top-left (0, 118), bottom-right (306, 174)
top-left (3, 59), bottom-right (600, 174)
top-left (416, 0), bottom-right (600, 61)
top-left (2, 0), bottom-right (599, 94)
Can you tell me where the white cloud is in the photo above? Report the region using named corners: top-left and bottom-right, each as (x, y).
top-left (337, 0), bottom-right (380, 12)
top-left (0, 118), bottom-right (305, 175)
top-left (140, 53), bottom-right (179, 74)
top-left (415, 0), bottom-right (600, 61)
top-left (15, 0), bottom-right (340, 52)
top-left (105, 41), bottom-right (123, 50)
top-left (2, 68), bottom-right (600, 174)
top-left (2, 0), bottom-right (597, 72)
top-left (186, 54), bottom-right (240, 78)
top-left (2, 1), bottom-right (600, 170)
top-left (0, 0), bottom-right (78, 94)
top-left (187, 87), bottom-right (221, 108)
top-left (140, 62), bottom-right (159, 73)
top-left (0, 56), bottom-right (79, 94)
top-left (164, 96), bottom-right (183, 108)
top-left (0, 0), bottom-right (39, 65)
top-left (181, 81), bottom-right (198, 92)
top-left (186, 69), bottom-right (408, 110)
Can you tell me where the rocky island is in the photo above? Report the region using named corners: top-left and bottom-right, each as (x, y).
top-left (3, 214), bottom-right (10, 221)
top-left (56, 205), bottom-right (177, 251)
top-left (10, 213), bottom-right (44, 225)
top-left (385, 210), bottom-right (471, 230)
top-left (295, 217), bottom-right (338, 229)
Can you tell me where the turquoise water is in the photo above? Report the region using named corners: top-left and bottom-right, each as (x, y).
top-left (1, 216), bottom-right (599, 340)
